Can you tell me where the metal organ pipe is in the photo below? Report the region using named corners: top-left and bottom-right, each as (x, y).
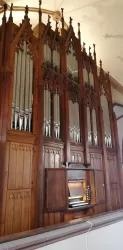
top-left (43, 44), bottom-right (61, 139)
top-left (92, 109), bottom-right (98, 145)
top-left (29, 57), bottom-right (33, 132)
top-left (14, 49), bottom-right (22, 130)
top-left (83, 68), bottom-right (88, 84)
top-left (69, 100), bottom-right (80, 143)
top-left (87, 106), bottom-right (92, 145)
top-left (89, 72), bottom-right (94, 87)
top-left (101, 92), bottom-right (112, 148)
top-left (12, 52), bottom-right (17, 129)
top-left (19, 42), bottom-right (26, 131)
top-left (11, 41), bottom-right (33, 132)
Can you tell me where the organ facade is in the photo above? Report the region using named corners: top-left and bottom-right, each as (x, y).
top-left (0, 3), bottom-right (122, 236)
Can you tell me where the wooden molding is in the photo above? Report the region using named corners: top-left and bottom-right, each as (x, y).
top-left (0, 211), bottom-right (123, 249)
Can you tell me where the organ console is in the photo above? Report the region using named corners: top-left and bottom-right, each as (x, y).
top-left (45, 164), bottom-right (96, 212)
top-left (67, 165), bottom-right (95, 210)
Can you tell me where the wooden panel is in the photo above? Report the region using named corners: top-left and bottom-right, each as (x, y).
top-left (23, 145), bottom-right (33, 188)
top-left (107, 155), bottom-right (121, 210)
top-left (94, 170), bottom-right (106, 204)
top-left (64, 208), bottom-right (94, 222)
top-left (43, 212), bottom-right (61, 226)
top-left (94, 204), bottom-right (106, 214)
top-left (44, 145), bottom-right (63, 168)
top-left (70, 151), bottom-right (84, 163)
top-left (21, 190), bottom-right (31, 231)
top-left (90, 153), bottom-right (102, 170)
top-left (8, 142), bottom-right (33, 189)
top-left (5, 192), bottom-right (14, 235)
top-left (5, 189), bottom-right (31, 235)
top-left (45, 168), bottom-right (67, 211)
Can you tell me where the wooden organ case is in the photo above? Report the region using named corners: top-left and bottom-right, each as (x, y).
top-left (0, 3), bottom-right (122, 237)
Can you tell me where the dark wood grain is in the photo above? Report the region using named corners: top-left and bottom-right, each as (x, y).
top-left (45, 168), bottom-right (68, 212)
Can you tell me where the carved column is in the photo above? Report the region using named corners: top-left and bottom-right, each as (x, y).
top-left (99, 107), bottom-right (112, 211)
top-left (61, 50), bottom-right (70, 163)
top-left (0, 70), bottom-right (12, 233)
top-left (37, 31), bottom-right (44, 226)
top-left (79, 55), bottom-right (90, 165)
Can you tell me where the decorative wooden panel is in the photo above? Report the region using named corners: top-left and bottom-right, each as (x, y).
top-left (3, 141), bottom-right (36, 235)
top-left (44, 212), bottom-right (63, 227)
top-left (71, 151), bottom-right (84, 163)
top-left (8, 142), bottom-right (33, 189)
top-left (107, 155), bottom-right (121, 210)
top-left (90, 153), bottom-right (102, 170)
top-left (94, 170), bottom-right (106, 204)
top-left (45, 168), bottom-right (67, 212)
top-left (44, 145), bottom-right (63, 168)
top-left (5, 189), bottom-right (31, 235)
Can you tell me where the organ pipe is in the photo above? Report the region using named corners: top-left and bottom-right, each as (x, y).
top-left (89, 72), bottom-right (94, 87)
top-left (67, 45), bottom-right (78, 82)
top-left (101, 91), bottom-right (112, 148)
top-left (69, 100), bottom-right (80, 143)
top-left (87, 107), bottom-right (92, 145)
top-left (83, 68), bottom-right (88, 84)
top-left (11, 41), bottom-right (33, 132)
top-left (92, 109), bottom-right (98, 145)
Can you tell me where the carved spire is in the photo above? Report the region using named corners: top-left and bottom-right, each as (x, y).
top-left (83, 42), bottom-right (86, 53)
top-left (107, 71), bottom-right (110, 80)
top-left (69, 17), bottom-right (73, 27)
top-left (78, 23), bottom-right (81, 42)
top-left (3, 3), bottom-right (7, 21)
top-left (56, 20), bottom-right (58, 31)
top-left (100, 59), bottom-right (102, 69)
top-left (9, 3), bottom-right (13, 22)
top-left (89, 46), bottom-right (91, 56)
top-left (25, 5), bottom-right (29, 19)
top-left (93, 44), bottom-right (96, 63)
top-left (39, 0), bottom-right (42, 23)
top-left (61, 8), bottom-right (64, 30)
top-left (48, 15), bottom-right (51, 27)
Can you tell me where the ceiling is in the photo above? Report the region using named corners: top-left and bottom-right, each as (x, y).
top-left (1, 0), bottom-right (123, 86)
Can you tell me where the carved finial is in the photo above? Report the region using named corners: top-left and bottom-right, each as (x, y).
top-left (89, 46), bottom-right (91, 55)
top-left (83, 42), bottom-right (86, 47)
top-left (39, 0), bottom-right (42, 23)
top-left (48, 15), bottom-right (51, 25)
top-left (9, 3), bottom-right (13, 21)
top-left (78, 23), bottom-right (81, 41)
top-left (61, 8), bottom-right (64, 30)
top-left (100, 59), bottom-right (102, 68)
top-left (93, 44), bottom-right (95, 53)
top-left (69, 17), bottom-right (73, 26)
top-left (56, 20), bottom-right (58, 30)
top-left (3, 3), bottom-right (7, 18)
top-left (25, 5), bottom-right (28, 18)
top-left (107, 71), bottom-right (110, 79)
top-left (93, 44), bottom-right (96, 62)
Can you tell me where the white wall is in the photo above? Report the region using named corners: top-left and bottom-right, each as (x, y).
top-left (113, 105), bottom-right (123, 167)
top-left (111, 86), bottom-right (123, 105)
top-left (36, 220), bottom-right (123, 250)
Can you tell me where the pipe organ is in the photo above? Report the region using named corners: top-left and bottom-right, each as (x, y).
top-left (83, 68), bottom-right (88, 85)
top-left (87, 107), bottom-right (98, 146)
top-left (67, 44), bottom-right (78, 82)
top-left (89, 71), bottom-right (94, 87)
top-left (69, 100), bottom-right (80, 143)
top-left (101, 87), bottom-right (112, 148)
top-left (11, 41), bottom-right (33, 132)
top-left (0, 4), bottom-right (122, 238)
